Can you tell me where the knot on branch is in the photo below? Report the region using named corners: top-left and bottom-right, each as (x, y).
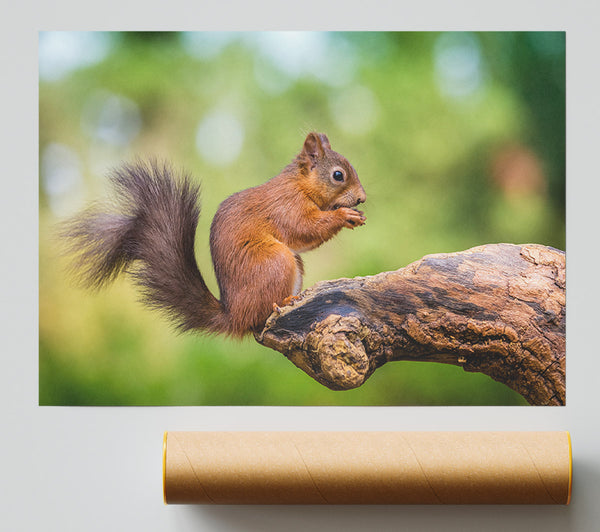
top-left (260, 314), bottom-right (371, 390)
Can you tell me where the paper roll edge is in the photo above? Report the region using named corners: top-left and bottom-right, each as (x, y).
top-left (163, 431), bottom-right (168, 505)
top-left (567, 431), bottom-right (572, 505)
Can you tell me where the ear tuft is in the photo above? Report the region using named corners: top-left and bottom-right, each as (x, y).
top-left (316, 133), bottom-right (331, 150)
top-left (302, 132), bottom-right (331, 160)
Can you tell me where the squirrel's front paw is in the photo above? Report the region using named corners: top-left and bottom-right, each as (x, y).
top-left (339, 207), bottom-right (366, 229)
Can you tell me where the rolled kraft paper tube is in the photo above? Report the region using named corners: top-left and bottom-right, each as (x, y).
top-left (163, 431), bottom-right (572, 505)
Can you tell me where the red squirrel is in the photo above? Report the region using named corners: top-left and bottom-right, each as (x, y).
top-left (62, 132), bottom-right (366, 337)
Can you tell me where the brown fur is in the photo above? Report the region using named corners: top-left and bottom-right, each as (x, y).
top-left (61, 133), bottom-right (366, 338)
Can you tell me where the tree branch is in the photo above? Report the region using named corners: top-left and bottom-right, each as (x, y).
top-left (255, 244), bottom-right (565, 406)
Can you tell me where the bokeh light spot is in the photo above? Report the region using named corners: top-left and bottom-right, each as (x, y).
top-left (39, 31), bottom-right (112, 82)
top-left (41, 143), bottom-right (84, 216)
top-left (250, 32), bottom-right (357, 89)
top-left (181, 32), bottom-right (238, 60)
top-left (80, 90), bottom-right (142, 146)
top-left (434, 32), bottom-right (484, 100)
top-left (196, 109), bottom-right (245, 167)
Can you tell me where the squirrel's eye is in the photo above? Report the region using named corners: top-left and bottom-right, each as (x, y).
top-left (332, 170), bottom-right (345, 182)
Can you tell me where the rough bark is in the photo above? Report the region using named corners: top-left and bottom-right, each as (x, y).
top-left (255, 243), bottom-right (565, 406)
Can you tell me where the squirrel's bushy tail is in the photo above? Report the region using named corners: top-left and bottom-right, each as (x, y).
top-left (60, 160), bottom-right (226, 334)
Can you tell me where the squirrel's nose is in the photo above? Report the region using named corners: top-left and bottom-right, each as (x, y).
top-left (356, 189), bottom-right (366, 204)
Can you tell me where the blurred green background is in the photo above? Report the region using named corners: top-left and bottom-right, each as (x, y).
top-left (39, 31), bottom-right (565, 406)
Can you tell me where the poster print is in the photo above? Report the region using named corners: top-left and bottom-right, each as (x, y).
top-left (39, 32), bottom-right (565, 406)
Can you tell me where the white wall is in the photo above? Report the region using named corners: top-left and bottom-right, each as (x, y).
top-left (3, 1), bottom-right (599, 530)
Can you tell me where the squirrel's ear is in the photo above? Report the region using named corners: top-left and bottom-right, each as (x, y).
top-left (302, 132), bottom-right (331, 160)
